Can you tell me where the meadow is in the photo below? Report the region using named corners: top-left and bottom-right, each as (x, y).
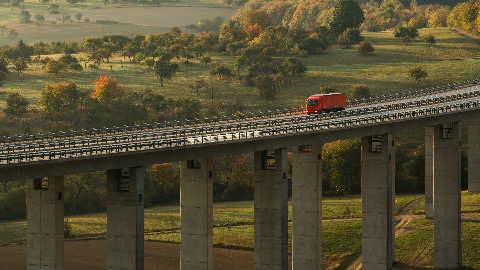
top-left (0, 0), bottom-right (236, 45)
top-left (1, 27), bottom-right (480, 113)
top-left (0, 193), bottom-right (478, 269)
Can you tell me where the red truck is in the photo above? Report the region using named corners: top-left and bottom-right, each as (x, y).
top-left (306, 93), bottom-right (346, 114)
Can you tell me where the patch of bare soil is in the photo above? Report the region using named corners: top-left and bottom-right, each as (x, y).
top-left (0, 240), bottom-right (292, 270)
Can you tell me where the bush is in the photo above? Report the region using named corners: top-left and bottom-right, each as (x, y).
top-left (357, 41), bottom-right (374, 55)
top-left (350, 84), bottom-right (371, 99)
top-left (94, 19), bottom-right (119, 24)
top-left (64, 219), bottom-right (73, 237)
top-left (0, 186), bottom-right (26, 220)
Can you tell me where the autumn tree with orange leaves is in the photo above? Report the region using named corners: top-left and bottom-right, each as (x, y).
top-left (91, 76), bottom-right (126, 103)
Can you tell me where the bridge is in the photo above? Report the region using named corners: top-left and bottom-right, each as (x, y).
top-left (1, 80), bottom-right (480, 270)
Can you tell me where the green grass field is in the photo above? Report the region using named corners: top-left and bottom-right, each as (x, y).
top-left (2, 27), bottom-right (479, 115)
top-left (0, 193), bottom-right (478, 269)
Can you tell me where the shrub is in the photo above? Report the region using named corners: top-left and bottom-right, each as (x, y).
top-left (350, 84), bottom-right (371, 99)
top-left (357, 41), bottom-right (374, 55)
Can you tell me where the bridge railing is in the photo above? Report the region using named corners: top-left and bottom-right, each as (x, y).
top-left (1, 99), bottom-right (478, 165)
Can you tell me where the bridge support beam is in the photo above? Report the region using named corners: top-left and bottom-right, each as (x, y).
top-left (107, 167), bottom-right (144, 270)
top-left (27, 176), bottom-right (64, 270)
top-left (361, 134), bottom-right (395, 270)
top-left (292, 145), bottom-right (322, 270)
top-left (433, 122), bottom-right (461, 269)
top-left (425, 126), bottom-right (434, 218)
top-left (254, 149), bottom-right (288, 270)
top-left (468, 118), bottom-right (480, 193)
top-left (180, 158), bottom-right (213, 270)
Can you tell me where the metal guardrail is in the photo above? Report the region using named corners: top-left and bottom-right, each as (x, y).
top-left (1, 98), bottom-right (478, 164)
top-left (0, 79), bottom-right (477, 145)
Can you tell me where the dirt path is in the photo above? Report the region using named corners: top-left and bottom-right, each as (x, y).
top-left (345, 198), bottom-right (425, 270)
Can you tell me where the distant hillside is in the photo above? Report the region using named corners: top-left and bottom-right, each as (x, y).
top-left (234, 0), bottom-right (461, 31)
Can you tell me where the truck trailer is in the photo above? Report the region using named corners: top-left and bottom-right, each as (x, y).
top-left (306, 93), bottom-right (346, 114)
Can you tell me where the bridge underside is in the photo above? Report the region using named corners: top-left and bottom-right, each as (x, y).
top-left (23, 118), bottom-right (479, 269)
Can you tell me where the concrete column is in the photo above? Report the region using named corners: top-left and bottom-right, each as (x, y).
top-left (180, 158), bottom-right (213, 270)
top-left (425, 126), bottom-right (434, 218)
top-left (27, 176), bottom-right (64, 270)
top-left (107, 167), bottom-right (144, 270)
top-left (254, 149), bottom-right (288, 270)
top-left (468, 118), bottom-right (480, 193)
top-left (433, 122), bottom-right (461, 269)
top-left (292, 145), bottom-right (322, 270)
top-left (361, 134), bottom-right (395, 270)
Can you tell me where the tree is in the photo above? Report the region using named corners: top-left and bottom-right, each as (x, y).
top-left (328, 0), bottom-right (365, 37)
top-left (350, 84), bottom-right (371, 99)
top-left (407, 66), bottom-right (427, 83)
top-left (175, 97), bottom-right (202, 120)
top-left (48, 4), bottom-right (59, 14)
top-left (256, 75), bottom-right (277, 105)
top-left (281, 57), bottom-right (306, 80)
top-left (34, 14), bottom-right (45, 22)
top-left (45, 59), bottom-right (67, 75)
top-left (188, 79), bottom-right (206, 95)
top-left (209, 63), bottom-right (232, 79)
top-left (424, 35), bottom-right (436, 47)
top-left (19, 9), bottom-right (31, 23)
top-left (13, 59), bottom-right (27, 76)
top-left (200, 55), bottom-right (212, 66)
top-left (74, 13), bottom-right (83, 22)
top-left (322, 139), bottom-right (361, 195)
top-left (4, 92), bottom-right (29, 118)
top-left (39, 81), bottom-right (88, 127)
top-left (145, 164), bottom-right (179, 206)
top-left (233, 55), bottom-right (247, 75)
top-left (39, 0), bottom-right (51, 4)
top-left (338, 28), bottom-right (364, 48)
top-left (0, 58), bottom-right (8, 73)
top-left (66, 0), bottom-right (81, 4)
top-left (242, 9), bottom-right (272, 29)
top-left (357, 41), bottom-right (374, 55)
top-left (91, 76), bottom-right (125, 103)
top-left (0, 71), bottom-right (6, 87)
top-left (154, 59), bottom-right (179, 87)
top-left (394, 27), bottom-right (419, 45)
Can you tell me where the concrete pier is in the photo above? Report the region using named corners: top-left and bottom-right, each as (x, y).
top-left (107, 167), bottom-right (144, 270)
top-left (361, 134), bottom-right (395, 269)
top-left (180, 158), bottom-right (213, 270)
top-left (254, 149), bottom-right (288, 270)
top-left (292, 145), bottom-right (322, 270)
top-left (27, 176), bottom-right (64, 270)
top-left (425, 126), bottom-right (434, 218)
top-left (468, 118), bottom-right (480, 193)
top-left (433, 123), bottom-right (461, 269)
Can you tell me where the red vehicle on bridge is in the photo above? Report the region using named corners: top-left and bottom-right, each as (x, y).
top-left (306, 93), bottom-right (346, 114)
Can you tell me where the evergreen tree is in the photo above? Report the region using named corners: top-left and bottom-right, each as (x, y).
top-left (328, 0), bottom-right (365, 37)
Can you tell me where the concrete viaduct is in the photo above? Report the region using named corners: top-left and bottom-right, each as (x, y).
top-left (1, 81), bottom-right (480, 270)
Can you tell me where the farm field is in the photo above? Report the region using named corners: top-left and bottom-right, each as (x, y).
top-left (0, 0), bottom-right (236, 45)
top-left (0, 193), bottom-right (478, 269)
